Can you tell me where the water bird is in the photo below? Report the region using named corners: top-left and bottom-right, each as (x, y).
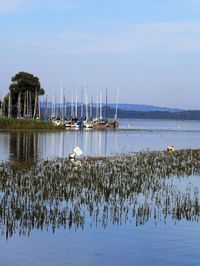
top-left (167, 145), bottom-right (174, 152)
top-left (69, 153), bottom-right (75, 161)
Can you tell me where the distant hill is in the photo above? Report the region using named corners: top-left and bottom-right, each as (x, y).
top-left (40, 103), bottom-right (200, 120)
top-left (108, 104), bottom-right (184, 113)
top-left (49, 102), bottom-right (184, 113)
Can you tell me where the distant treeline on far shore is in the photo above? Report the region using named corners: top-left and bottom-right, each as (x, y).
top-left (38, 106), bottom-right (200, 121)
top-left (106, 107), bottom-right (200, 120)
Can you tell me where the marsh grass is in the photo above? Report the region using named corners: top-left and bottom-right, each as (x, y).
top-left (0, 118), bottom-right (65, 130)
top-left (0, 148), bottom-right (200, 238)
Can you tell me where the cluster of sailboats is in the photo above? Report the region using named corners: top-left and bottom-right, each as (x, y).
top-left (0, 86), bottom-right (120, 129)
top-left (50, 87), bottom-right (120, 129)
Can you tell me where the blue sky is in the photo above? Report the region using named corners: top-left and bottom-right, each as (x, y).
top-left (0, 0), bottom-right (200, 109)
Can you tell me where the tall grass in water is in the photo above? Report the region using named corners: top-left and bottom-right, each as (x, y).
top-left (0, 118), bottom-right (64, 130)
top-left (0, 149), bottom-right (200, 238)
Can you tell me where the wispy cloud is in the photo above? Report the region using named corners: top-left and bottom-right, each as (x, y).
top-left (0, 0), bottom-right (24, 14)
top-left (56, 1), bottom-right (80, 10)
top-left (134, 21), bottom-right (200, 33)
top-left (0, 0), bottom-right (79, 14)
top-left (57, 21), bottom-right (200, 54)
top-left (60, 32), bottom-right (94, 41)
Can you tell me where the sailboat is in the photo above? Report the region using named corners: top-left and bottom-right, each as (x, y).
top-left (108, 86), bottom-right (119, 128)
top-left (83, 86), bottom-right (93, 128)
top-left (93, 90), bottom-right (108, 128)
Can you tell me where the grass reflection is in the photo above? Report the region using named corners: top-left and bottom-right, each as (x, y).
top-left (0, 149), bottom-right (200, 238)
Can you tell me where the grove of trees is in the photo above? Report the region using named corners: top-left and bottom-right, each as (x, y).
top-left (6, 71), bottom-right (45, 118)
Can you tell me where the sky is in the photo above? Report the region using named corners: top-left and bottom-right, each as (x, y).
top-left (0, 0), bottom-right (200, 109)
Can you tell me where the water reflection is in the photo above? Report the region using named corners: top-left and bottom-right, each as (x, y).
top-left (8, 132), bottom-right (39, 161)
top-left (0, 149), bottom-right (200, 238)
top-left (2, 130), bottom-right (118, 161)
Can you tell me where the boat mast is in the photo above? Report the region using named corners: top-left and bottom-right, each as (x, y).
top-left (96, 90), bottom-right (99, 119)
top-left (71, 87), bottom-right (74, 118)
top-left (38, 95), bottom-right (40, 119)
top-left (90, 85), bottom-right (92, 119)
top-left (33, 90), bottom-right (37, 119)
top-left (26, 91), bottom-right (28, 117)
top-left (60, 85), bottom-right (63, 119)
top-left (100, 91), bottom-right (102, 119)
top-left (23, 93), bottom-right (26, 117)
top-left (81, 85), bottom-right (83, 118)
top-left (8, 93), bottom-right (11, 118)
top-left (54, 94), bottom-right (57, 117)
top-left (114, 86), bottom-right (120, 121)
top-left (106, 87), bottom-right (108, 120)
top-left (75, 87), bottom-right (78, 118)
top-left (45, 95), bottom-right (48, 118)
top-left (85, 86), bottom-right (88, 119)
top-left (63, 94), bottom-right (66, 119)
top-left (17, 92), bottom-right (21, 118)
top-left (29, 91), bottom-right (32, 118)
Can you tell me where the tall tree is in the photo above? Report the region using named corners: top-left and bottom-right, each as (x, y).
top-left (9, 71), bottom-right (45, 117)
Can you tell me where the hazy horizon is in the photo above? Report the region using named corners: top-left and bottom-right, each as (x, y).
top-left (1, 0), bottom-right (200, 110)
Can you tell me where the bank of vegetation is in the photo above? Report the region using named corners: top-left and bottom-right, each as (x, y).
top-left (0, 118), bottom-right (64, 130)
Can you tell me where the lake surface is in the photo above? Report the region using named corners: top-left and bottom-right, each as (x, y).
top-left (0, 119), bottom-right (200, 161)
top-left (0, 119), bottom-right (200, 266)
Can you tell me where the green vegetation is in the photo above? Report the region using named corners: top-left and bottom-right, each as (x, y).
top-left (0, 118), bottom-right (64, 130)
top-left (5, 71), bottom-right (45, 117)
top-left (0, 148), bottom-right (200, 238)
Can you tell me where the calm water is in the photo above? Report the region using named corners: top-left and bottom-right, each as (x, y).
top-left (0, 119), bottom-right (200, 161)
top-left (0, 119), bottom-right (200, 266)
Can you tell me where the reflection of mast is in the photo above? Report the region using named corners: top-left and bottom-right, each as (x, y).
top-left (104, 130), bottom-right (107, 157)
top-left (85, 129), bottom-right (88, 156)
top-left (8, 133), bottom-right (11, 155)
top-left (17, 133), bottom-right (20, 160)
top-left (95, 131), bottom-right (98, 156)
top-left (99, 131), bottom-right (102, 156)
top-left (114, 130), bottom-right (118, 154)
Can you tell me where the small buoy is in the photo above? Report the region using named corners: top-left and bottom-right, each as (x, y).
top-left (167, 145), bottom-right (174, 152)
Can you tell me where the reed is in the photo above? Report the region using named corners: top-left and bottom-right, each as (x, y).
top-left (0, 118), bottom-right (64, 130)
top-left (0, 149), bottom-right (200, 238)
